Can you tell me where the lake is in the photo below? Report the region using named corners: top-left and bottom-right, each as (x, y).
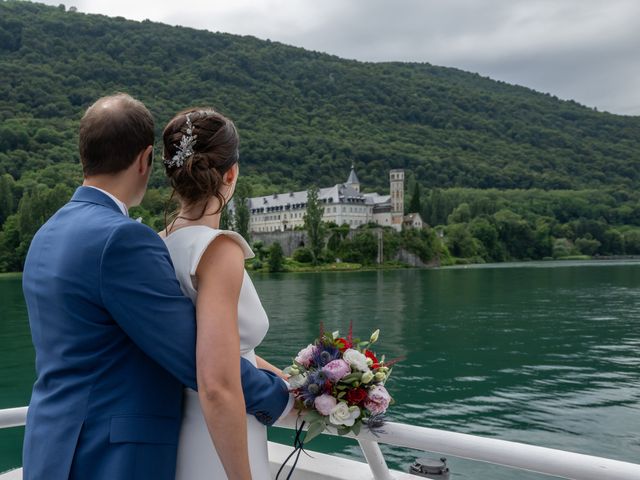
top-left (1, 261), bottom-right (640, 479)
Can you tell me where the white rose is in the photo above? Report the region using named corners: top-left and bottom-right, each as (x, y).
top-left (329, 402), bottom-right (361, 427)
top-left (361, 371), bottom-right (374, 384)
top-left (343, 349), bottom-right (370, 372)
top-left (284, 365), bottom-right (300, 376)
top-left (374, 371), bottom-right (386, 382)
top-left (288, 373), bottom-right (308, 389)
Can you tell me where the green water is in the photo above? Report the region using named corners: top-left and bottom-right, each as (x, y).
top-left (2, 262), bottom-right (640, 479)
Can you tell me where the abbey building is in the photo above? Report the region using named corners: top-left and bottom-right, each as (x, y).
top-left (241, 167), bottom-right (423, 233)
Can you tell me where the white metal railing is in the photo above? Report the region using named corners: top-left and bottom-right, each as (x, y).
top-left (0, 407), bottom-right (27, 429)
top-left (3, 406), bottom-right (640, 480)
top-left (274, 412), bottom-right (640, 480)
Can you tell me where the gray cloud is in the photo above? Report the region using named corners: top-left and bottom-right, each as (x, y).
top-left (41, 0), bottom-right (640, 115)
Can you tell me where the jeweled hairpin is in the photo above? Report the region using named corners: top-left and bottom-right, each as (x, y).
top-left (163, 113), bottom-right (197, 168)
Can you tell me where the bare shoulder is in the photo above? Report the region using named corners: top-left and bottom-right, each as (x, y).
top-left (196, 233), bottom-right (245, 279)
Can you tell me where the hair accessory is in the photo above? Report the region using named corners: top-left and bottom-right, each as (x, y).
top-left (164, 113), bottom-right (197, 168)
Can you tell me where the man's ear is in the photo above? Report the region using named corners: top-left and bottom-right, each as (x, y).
top-left (137, 145), bottom-right (154, 175)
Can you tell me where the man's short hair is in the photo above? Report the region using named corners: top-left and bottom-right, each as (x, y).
top-left (79, 93), bottom-right (154, 176)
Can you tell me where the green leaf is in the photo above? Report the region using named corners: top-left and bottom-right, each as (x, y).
top-left (351, 421), bottom-right (362, 436)
top-left (341, 372), bottom-right (363, 383)
top-left (337, 426), bottom-right (351, 436)
top-left (303, 410), bottom-right (323, 424)
top-left (304, 420), bottom-right (326, 444)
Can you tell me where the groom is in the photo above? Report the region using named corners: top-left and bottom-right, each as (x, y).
top-left (22, 93), bottom-right (291, 480)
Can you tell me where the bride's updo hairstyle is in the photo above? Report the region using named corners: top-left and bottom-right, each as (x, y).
top-left (162, 108), bottom-right (239, 220)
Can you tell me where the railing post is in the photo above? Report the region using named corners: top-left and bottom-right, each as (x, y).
top-left (0, 407), bottom-right (28, 429)
top-left (357, 439), bottom-right (395, 480)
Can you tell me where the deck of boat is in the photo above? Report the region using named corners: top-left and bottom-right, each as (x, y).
top-left (0, 442), bottom-right (424, 480)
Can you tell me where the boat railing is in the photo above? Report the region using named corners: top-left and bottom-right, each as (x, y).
top-left (2, 406), bottom-right (640, 480)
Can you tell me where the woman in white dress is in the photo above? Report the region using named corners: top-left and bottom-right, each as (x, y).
top-left (159, 108), bottom-right (291, 480)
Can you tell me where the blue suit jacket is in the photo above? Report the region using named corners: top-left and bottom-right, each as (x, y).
top-left (22, 186), bottom-right (289, 480)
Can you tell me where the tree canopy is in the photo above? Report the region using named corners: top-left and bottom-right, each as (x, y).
top-left (1, 0), bottom-right (639, 271)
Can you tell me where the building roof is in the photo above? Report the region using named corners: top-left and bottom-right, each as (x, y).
top-left (227, 166), bottom-right (393, 214)
top-left (362, 192), bottom-right (391, 206)
top-left (235, 182), bottom-right (386, 213)
top-left (403, 212), bottom-right (424, 223)
top-left (346, 165), bottom-right (359, 185)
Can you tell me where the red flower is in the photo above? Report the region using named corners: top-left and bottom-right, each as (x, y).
top-left (364, 350), bottom-right (380, 369)
top-left (346, 387), bottom-right (368, 405)
top-left (335, 337), bottom-right (353, 352)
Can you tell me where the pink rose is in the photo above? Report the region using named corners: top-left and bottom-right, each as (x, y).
top-left (314, 394), bottom-right (337, 416)
top-left (322, 359), bottom-right (351, 382)
top-left (295, 344), bottom-right (317, 367)
top-left (364, 385), bottom-right (391, 415)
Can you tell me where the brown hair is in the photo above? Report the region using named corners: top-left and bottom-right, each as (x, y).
top-left (162, 108), bottom-right (239, 221)
top-left (79, 93), bottom-right (154, 176)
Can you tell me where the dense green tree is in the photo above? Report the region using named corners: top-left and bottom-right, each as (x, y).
top-left (303, 186), bottom-right (325, 265)
top-left (445, 224), bottom-right (482, 258)
top-left (602, 229), bottom-right (624, 255)
top-left (0, 174), bottom-right (15, 224)
top-left (469, 217), bottom-right (504, 262)
top-left (400, 228), bottom-right (443, 262)
top-left (340, 231), bottom-right (377, 265)
top-left (233, 180), bottom-right (252, 243)
top-left (326, 223), bottom-right (350, 253)
top-left (493, 209), bottom-right (535, 260)
top-left (575, 236), bottom-right (601, 256)
top-left (623, 231), bottom-right (640, 254)
top-left (267, 242), bottom-right (285, 272)
top-left (553, 238), bottom-right (575, 258)
top-left (220, 205), bottom-right (233, 230)
top-left (408, 182), bottom-right (422, 214)
top-left (448, 203), bottom-right (472, 224)
top-left (251, 240), bottom-right (267, 261)
top-left (292, 247), bottom-right (313, 263)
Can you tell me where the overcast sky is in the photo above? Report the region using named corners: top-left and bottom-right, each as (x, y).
top-left (41, 0), bottom-right (640, 116)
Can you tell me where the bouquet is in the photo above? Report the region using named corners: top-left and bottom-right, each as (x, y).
top-left (284, 324), bottom-right (397, 443)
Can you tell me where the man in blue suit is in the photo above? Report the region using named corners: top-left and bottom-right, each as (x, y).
top-left (22, 93), bottom-right (291, 479)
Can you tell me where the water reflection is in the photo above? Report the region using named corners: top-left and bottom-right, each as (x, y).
top-left (254, 263), bottom-right (640, 479)
top-left (2, 262), bottom-right (639, 478)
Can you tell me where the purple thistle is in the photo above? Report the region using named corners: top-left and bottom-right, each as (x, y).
top-left (312, 344), bottom-right (341, 367)
top-left (299, 370), bottom-right (329, 407)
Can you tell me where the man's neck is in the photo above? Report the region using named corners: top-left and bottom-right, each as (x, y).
top-left (83, 177), bottom-right (133, 208)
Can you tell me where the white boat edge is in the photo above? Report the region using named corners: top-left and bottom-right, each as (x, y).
top-left (2, 406), bottom-right (640, 480)
top-left (0, 443), bottom-right (424, 480)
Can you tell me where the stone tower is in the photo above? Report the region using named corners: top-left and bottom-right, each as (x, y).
top-left (390, 169), bottom-right (404, 231)
top-left (346, 164), bottom-right (360, 193)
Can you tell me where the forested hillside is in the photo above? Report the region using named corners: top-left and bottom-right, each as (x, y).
top-left (1, 0), bottom-right (640, 271)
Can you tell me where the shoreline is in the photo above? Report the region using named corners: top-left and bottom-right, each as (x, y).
top-left (3, 255), bottom-right (640, 277)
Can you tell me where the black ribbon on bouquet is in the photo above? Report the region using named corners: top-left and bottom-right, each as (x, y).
top-left (275, 419), bottom-right (307, 480)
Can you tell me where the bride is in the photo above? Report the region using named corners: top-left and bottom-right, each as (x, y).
top-left (159, 108), bottom-right (292, 479)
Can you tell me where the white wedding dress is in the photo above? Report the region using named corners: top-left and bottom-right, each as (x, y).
top-left (163, 225), bottom-right (272, 480)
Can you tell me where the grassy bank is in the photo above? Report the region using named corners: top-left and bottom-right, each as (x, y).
top-left (246, 258), bottom-right (415, 274)
top-left (0, 272), bottom-right (21, 278)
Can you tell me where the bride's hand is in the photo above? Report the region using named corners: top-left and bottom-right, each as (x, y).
top-left (255, 355), bottom-right (289, 381)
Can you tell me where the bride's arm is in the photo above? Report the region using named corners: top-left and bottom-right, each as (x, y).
top-left (195, 235), bottom-right (252, 480)
top-left (255, 355), bottom-right (288, 380)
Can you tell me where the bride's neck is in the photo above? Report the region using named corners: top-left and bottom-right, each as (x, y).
top-left (175, 199), bottom-right (222, 229)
